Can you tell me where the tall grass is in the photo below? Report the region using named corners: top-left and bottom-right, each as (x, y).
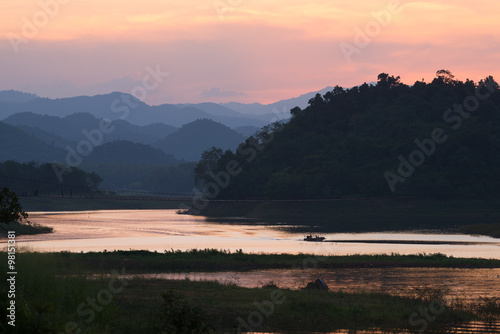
top-left (0, 250), bottom-right (497, 333)
top-left (0, 248), bottom-right (120, 333)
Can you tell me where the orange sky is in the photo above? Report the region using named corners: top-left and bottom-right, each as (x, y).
top-left (1, 0), bottom-right (499, 104)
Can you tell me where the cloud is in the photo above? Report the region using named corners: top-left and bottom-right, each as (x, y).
top-left (200, 87), bottom-right (246, 98)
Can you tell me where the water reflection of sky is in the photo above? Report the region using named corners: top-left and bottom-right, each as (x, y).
top-left (120, 267), bottom-right (500, 302)
top-left (1, 209), bottom-right (499, 259)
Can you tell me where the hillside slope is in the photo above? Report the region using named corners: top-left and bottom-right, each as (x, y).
top-left (201, 73), bottom-right (500, 200)
top-left (153, 119), bottom-right (246, 161)
top-left (0, 122), bottom-right (65, 162)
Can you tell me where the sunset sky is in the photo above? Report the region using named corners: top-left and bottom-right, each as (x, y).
top-left (1, 0), bottom-right (499, 105)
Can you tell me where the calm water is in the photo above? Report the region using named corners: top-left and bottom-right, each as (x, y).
top-left (129, 267), bottom-right (500, 301)
top-left (3, 209), bottom-right (499, 258)
top-left (3, 210), bottom-right (499, 333)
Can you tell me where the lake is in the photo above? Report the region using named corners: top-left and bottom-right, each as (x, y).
top-left (3, 209), bottom-right (499, 259)
top-left (3, 209), bottom-right (500, 333)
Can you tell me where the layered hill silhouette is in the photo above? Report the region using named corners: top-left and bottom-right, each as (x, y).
top-left (3, 112), bottom-right (176, 145)
top-left (153, 119), bottom-right (246, 161)
top-left (3, 112), bottom-right (249, 162)
top-left (0, 122), bottom-right (65, 162)
top-left (198, 72), bottom-right (500, 200)
top-left (82, 140), bottom-right (178, 165)
top-left (0, 92), bottom-right (271, 128)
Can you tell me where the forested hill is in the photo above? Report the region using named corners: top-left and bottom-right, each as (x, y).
top-left (197, 72), bottom-right (500, 200)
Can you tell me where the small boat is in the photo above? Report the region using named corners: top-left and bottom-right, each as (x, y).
top-left (304, 234), bottom-right (325, 242)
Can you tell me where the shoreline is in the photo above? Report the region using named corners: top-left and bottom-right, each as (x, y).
top-left (1, 249), bottom-right (498, 333)
top-left (2, 250), bottom-right (498, 274)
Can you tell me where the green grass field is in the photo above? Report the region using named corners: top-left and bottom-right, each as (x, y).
top-left (12, 249), bottom-right (499, 275)
top-left (2, 250), bottom-right (496, 333)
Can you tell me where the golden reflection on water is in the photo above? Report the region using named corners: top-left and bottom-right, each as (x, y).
top-left (124, 267), bottom-right (500, 302)
top-left (3, 210), bottom-right (499, 260)
top-left (0, 210), bottom-right (500, 259)
top-left (4, 210), bottom-right (499, 334)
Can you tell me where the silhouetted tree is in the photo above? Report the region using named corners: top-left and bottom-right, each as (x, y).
top-left (0, 187), bottom-right (28, 225)
top-left (436, 69), bottom-right (455, 83)
top-left (194, 147), bottom-right (223, 186)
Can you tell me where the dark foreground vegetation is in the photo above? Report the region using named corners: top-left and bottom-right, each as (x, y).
top-left (195, 71), bottom-right (500, 204)
top-left (0, 220), bottom-right (53, 236)
top-left (15, 250), bottom-right (500, 275)
top-left (460, 223), bottom-right (500, 238)
top-left (1, 250), bottom-right (499, 333)
top-left (0, 187), bottom-right (53, 236)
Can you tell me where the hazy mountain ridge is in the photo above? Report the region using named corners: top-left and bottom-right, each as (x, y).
top-left (0, 122), bottom-right (66, 163)
top-left (3, 112), bottom-right (248, 162)
top-left (0, 90), bottom-right (39, 103)
top-left (221, 86), bottom-right (335, 115)
top-left (3, 112), bottom-right (175, 145)
top-left (0, 86), bottom-right (342, 193)
top-left (153, 119), bottom-right (246, 161)
top-left (0, 91), bottom-right (269, 128)
top-left (81, 140), bottom-right (179, 165)
top-left (0, 86), bottom-right (335, 129)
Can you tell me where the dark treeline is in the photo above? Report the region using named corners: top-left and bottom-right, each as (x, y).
top-left (0, 161), bottom-right (102, 197)
top-left (81, 161), bottom-right (197, 195)
top-left (196, 71), bottom-right (500, 200)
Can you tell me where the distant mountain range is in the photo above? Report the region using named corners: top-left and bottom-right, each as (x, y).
top-left (0, 86), bottom-right (334, 127)
top-left (0, 86), bottom-right (336, 193)
top-left (0, 92), bottom-right (266, 128)
top-left (1, 113), bottom-right (246, 163)
top-left (3, 112), bottom-right (176, 146)
top-left (0, 86), bottom-right (334, 162)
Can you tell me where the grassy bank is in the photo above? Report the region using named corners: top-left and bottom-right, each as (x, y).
top-left (6, 250), bottom-right (500, 276)
top-left (0, 220), bottom-right (53, 237)
top-left (195, 198), bottom-right (500, 232)
top-left (2, 250), bottom-right (495, 333)
top-left (18, 196), bottom-right (190, 212)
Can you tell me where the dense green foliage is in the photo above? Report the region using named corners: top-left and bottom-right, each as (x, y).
top-left (22, 250), bottom-right (500, 274)
top-left (203, 72), bottom-right (500, 199)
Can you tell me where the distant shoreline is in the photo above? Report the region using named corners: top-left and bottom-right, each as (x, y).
top-left (4, 250), bottom-right (497, 273)
top-left (16, 196), bottom-right (500, 239)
